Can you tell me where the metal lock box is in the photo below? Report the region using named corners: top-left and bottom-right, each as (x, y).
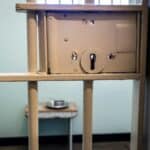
top-left (47, 12), bottom-right (138, 74)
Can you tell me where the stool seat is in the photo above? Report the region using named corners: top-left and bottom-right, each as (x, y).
top-left (25, 102), bottom-right (78, 119)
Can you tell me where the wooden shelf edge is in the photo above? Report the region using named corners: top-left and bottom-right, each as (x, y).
top-left (16, 3), bottom-right (143, 12)
top-left (0, 73), bottom-right (141, 82)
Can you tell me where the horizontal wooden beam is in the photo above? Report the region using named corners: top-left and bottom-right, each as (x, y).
top-left (16, 3), bottom-right (143, 12)
top-left (0, 73), bottom-right (141, 82)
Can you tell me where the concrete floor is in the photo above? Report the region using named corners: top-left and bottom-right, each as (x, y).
top-left (0, 142), bottom-right (129, 150)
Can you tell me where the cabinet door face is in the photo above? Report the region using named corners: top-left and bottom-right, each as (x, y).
top-left (47, 12), bottom-right (138, 74)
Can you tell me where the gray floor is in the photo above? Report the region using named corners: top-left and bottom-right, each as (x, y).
top-left (0, 142), bottom-right (129, 150)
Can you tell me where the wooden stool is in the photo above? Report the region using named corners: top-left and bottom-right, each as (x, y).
top-left (25, 102), bottom-right (78, 150)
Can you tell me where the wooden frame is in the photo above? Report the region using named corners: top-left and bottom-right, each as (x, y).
top-left (16, 3), bottom-right (143, 12)
top-left (0, 1), bottom-right (148, 150)
top-left (0, 73), bottom-right (141, 81)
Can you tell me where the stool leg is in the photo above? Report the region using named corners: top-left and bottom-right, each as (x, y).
top-left (69, 118), bottom-right (73, 150)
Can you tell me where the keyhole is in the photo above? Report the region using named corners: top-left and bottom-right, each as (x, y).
top-left (90, 53), bottom-right (96, 70)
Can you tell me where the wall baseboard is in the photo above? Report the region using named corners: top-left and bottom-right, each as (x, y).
top-left (0, 133), bottom-right (130, 146)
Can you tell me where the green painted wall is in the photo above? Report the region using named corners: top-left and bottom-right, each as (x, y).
top-left (0, 0), bottom-right (133, 137)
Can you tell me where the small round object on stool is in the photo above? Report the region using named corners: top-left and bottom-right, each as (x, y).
top-left (46, 100), bottom-right (69, 109)
top-left (54, 100), bottom-right (64, 106)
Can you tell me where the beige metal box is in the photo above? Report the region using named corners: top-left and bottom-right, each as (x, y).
top-left (47, 12), bottom-right (139, 74)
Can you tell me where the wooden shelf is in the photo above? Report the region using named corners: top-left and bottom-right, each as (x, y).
top-left (0, 73), bottom-right (141, 82)
top-left (16, 3), bottom-right (143, 12)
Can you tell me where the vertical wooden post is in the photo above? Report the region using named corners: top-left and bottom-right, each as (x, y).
top-left (27, 12), bottom-right (37, 72)
top-left (130, 0), bottom-right (148, 150)
top-left (28, 81), bottom-right (38, 150)
top-left (38, 12), bottom-right (48, 73)
top-left (27, 0), bottom-right (38, 150)
top-left (83, 80), bottom-right (93, 150)
top-left (131, 79), bottom-right (146, 150)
